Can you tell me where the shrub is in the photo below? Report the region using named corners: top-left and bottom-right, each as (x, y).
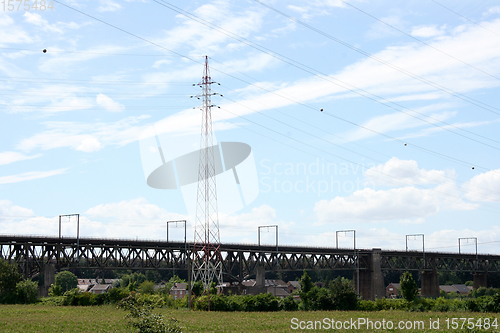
top-left (139, 281), bottom-right (156, 295)
top-left (55, 271), bottom-right (78, 294)
top-left (400, 271), bottom-right (418, 302)
top-left (329, 277), bottom-right (357, 310)
top-left (117, 295), bottom-right (182, 333)
top-left (280, 295), bottom-right (298, 311)
top-left (39, 296), bottom-right (65, 306)
top-left (432, 297), bottom-right (450, 312)
top-left (0, 259), bottom-right (22, 303)
top-left (357, 300), bottom-right (376, 311)
top-left (48, 284), bottom-right (62, 297)
top-left (62, 288), bottom-right (83, 306)
top-left (107, 287), bottom-right (130, 304)
top-left (15, 279), bottom-right (39, 304)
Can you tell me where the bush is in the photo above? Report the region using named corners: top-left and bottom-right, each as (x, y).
top-left (15, 279), bottom-right (39, 304)
top-left (280, 295), bottom-right (298, 311)
top-left (400, 271), bottom-right (418, 302)
top-left (107, 287), bottom-right (130, 304)
top-left (39, 296), bottom-right (65, 306)
top-left (55, 271), bottom-right (78, 294)
top-left (117, 295), bottom-right (182, 333)
top-left (48, 284), bottom-right (62, 297)
top-left (0, 259), bottom-right (22, 303)
top-left (432, 297), bottom-right (450, 312)
top-left (62, 288), bottom-right (83, 306)
top-left (329, 277), bottom-right (357, 310)
top-left (139, 281), bottom-right (156, 295)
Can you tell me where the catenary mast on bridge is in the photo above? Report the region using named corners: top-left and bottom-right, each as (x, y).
top-left (191, 56), bottom-right (223, 292)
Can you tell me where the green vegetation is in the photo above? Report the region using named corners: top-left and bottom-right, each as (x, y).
top-left (300, 276), bottom-right (357, 311)
top-left (400, 271), bottom-right (419, 302)
top-left (15, 280), bottom-right (38, 304)
top-left (0, 259), bottom-right (38, 304)
top-left (117, 294), bottom-right (181, 333)
top-left (54, 271), bottom-right (78, 294)
top-left (0, 258), bottom-right (22, 303)
top-left (0, 305), bottom-right (499, 333)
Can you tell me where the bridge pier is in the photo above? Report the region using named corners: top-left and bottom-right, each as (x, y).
top-left (355, 248), bottom-right (384, 300)
top-left (40, 264), bottom-right (55, 297)
top-left (421, 271), bottom-right (439, 297)
top-left (473, 272), bottom-right (487, 289)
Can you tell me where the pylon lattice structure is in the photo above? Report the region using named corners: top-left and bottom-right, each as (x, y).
top-left (192, 56), bottom-right (223, 292)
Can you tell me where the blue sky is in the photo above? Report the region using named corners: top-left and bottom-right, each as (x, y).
top-left (1, 0), bottom-right (500, 254)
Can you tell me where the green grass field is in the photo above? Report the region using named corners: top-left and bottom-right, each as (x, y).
top-left (0, 305), bottom-right (498, 332)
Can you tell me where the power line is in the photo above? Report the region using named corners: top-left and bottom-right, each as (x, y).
top-left (430, 0), bottom-right (500, 38)
top-left (217, 93), bottom-right (500, 200)
top-left (254, 0), bottom-right (500, 116)
top-left (217, 106), bottom-right (500, 216)
top-left (337, 0), bottom-right (500, 81)
top-left (0, 46), bottom-right (196, 57)
top-left (53, 0), bottom-right (500, 171)
top-left (50, 1), bottom-right (500, 201)
top-left (155, 0), bottom-right (500, 151)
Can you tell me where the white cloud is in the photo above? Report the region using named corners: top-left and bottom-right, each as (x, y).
top-left (398, 118), bottom-right (500, 140)
top-left (97, 0), bottom-right (122, 12)
top-left (0, 151), bottom-right (41, 165)
top-left (366, 15), bottom-right (406, 39)
top-left (76, 137), bottom-right (102, 152)
top-left (16, 115), bottom-right (150, 152)
top-left (314, 184), bottom-right (476, 224)
top-left (0, 12), bottom-right (32, 46)
top-left (0, 200), bottom-right (34, 220)
top-left (0, 169), bottom-right (67, 184)
top-left (38, 45), bottom-right (128, 73)
top-left (154, 1), bottom-right (265, 56)
top-left (340, 104), bottom-right (457, 142)
top-left (96, 93), bottom-right (125, 112)
top-left (23, 12), bottom-right (84, 33)
top-left (24, 12), bottom-right (62, 33)
top-left (296, 226), bottom-right (500, 254)
top-left (463, 169), bottom-right (500, 202)
top-left (86, 197), bottom-right (184, 222)
top-left (410, 25), bottom-right (446, 38)
top-left (483, 6), bottom-right (500, 16)
top-left (364, 157), bottom-right (454, 187)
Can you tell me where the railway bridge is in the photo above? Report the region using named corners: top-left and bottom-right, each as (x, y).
top-left (1, 235), bottom-right (499, 300)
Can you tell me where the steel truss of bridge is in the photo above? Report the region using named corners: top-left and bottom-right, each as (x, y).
top-left (1, 235), bottom-right (499, 280)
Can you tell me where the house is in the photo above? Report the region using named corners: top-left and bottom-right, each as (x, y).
top-left (170, 283), bottom-right (188, 300)
top-left (440, 285), bottom-right (459, 294)
top-left (287, 281), bottom-right (300, 294)
top-left (439, 284), bottom-right (472, 295)
top-left (452, 284), bottom-right (472, 295)
top-left (386, 283), bottom-right (400, 298)
top-left (78, 279), bottom-right (97, 292)
top-left (266, 285), bottom-right (290, 298)
top-left (89, 284), bottom-right (112, 294)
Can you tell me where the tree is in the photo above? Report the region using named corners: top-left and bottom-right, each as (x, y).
top-left (55, 271), bottom-right (78, 293)
top-left (138, 281), bottom-right (156, 294)
top-left (191, 281), bottom-right (203, 297)
top-left (0, 259), bottom-right (22, 303)
top-left (329, 277), bottom-right (357, 310)
top-left (400, 271), bottom-right (418, 302)
top-left (299, 270), bottom-right (313, 294)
